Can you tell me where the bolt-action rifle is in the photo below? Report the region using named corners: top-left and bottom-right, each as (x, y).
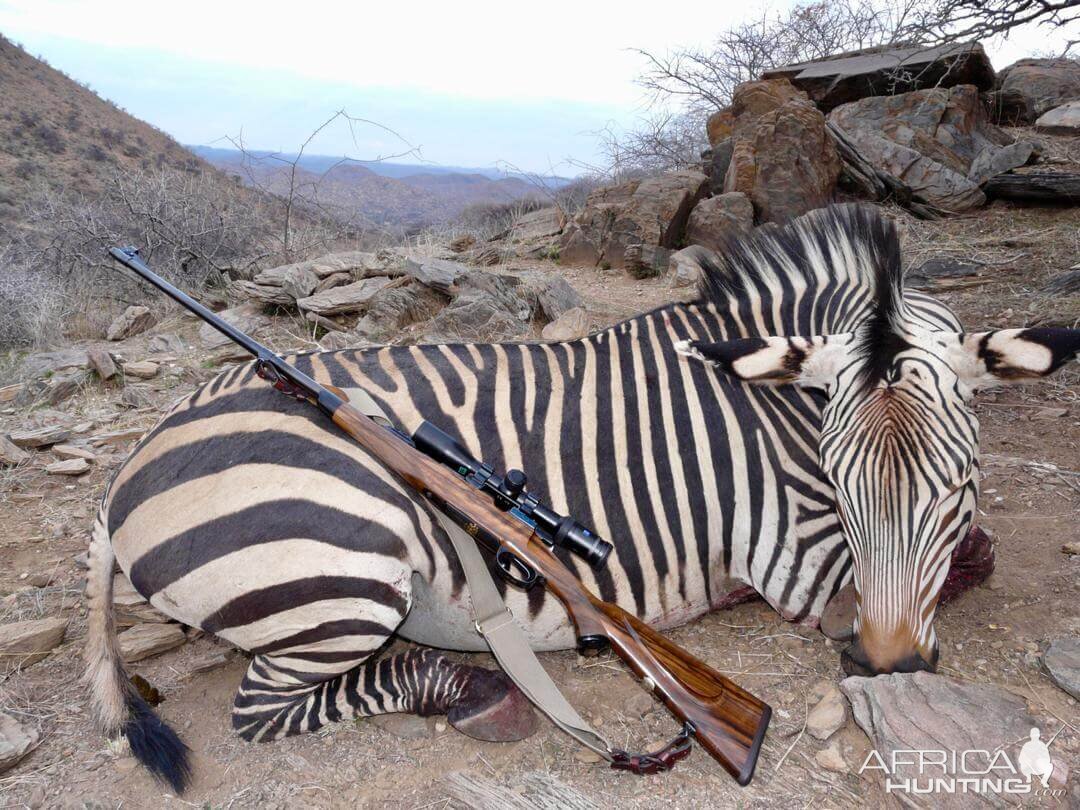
top-left (109, 246), bottom-right (771, 784)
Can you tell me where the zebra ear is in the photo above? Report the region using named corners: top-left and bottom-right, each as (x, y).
top-left (675, 334), bottom-right (853, 388)
top-left (954, 328), bottom-right (1080, 389)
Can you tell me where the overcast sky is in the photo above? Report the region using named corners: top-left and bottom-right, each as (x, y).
top-left (0, 0), bottom-right (1071, 174)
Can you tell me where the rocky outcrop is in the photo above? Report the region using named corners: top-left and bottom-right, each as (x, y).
top-left (353, 283), bottom-right (446, 341)
top-left (558, 171), bottom-right (707, 270)
top-left (724, 81), bottom-right (841, 223)
top-left (1036, 99), bottom-right (1080, 135)
top-left (829, 85), bottom-right (1011, 212)
top-left (296, 277), bottom-right (395, 316)
top-left (685, 192), bottom-right (754, 251)
top-left (706, 108), bottom-right (735, 147)
top-left (763, 43), bottom-right (995, 111)
top-left (994, 58), bottom-right (1080, 124)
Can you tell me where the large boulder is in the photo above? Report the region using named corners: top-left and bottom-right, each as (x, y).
top-left (994, 58), bottom-right (1080, 124)
top-left (686, 192), bottom-right (754, 252)
top-left (724, 98), bottom-right (841, 223)
top-left (558, 171), bottom-right (708, 269)
top-left (763, 43), bottom-right (995, 112)
top-left (706, 108), bottom-right (735, 147)
top-left (1036, 100), bottom-right (1080, 135)
top-left (829, 85), bottom-right (1011, 211)
top-left (728, 78), bottom-right (811, 134)
top-left (353, 284), bottom-right (445, 341)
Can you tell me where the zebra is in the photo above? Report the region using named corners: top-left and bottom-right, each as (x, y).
top-left (84, 204), bottom-right (1080, 791)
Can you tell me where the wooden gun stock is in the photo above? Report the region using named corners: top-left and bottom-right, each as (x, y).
top-left (331, 401), bottom-right (771, 783)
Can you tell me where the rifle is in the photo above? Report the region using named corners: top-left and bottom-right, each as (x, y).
top-left (109, 247), bottom-right (771, 785)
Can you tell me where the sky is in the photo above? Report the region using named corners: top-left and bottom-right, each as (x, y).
top-left (0, 0), bottom-right (1073, 174)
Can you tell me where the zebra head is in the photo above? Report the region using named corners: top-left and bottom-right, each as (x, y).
top-left (678, 213), bottom-right (1080, 676)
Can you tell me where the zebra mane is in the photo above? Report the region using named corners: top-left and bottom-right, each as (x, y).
top-left (693, 203), bottom-right (907, 381)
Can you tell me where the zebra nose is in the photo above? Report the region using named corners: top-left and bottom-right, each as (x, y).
top-left (840, 641), bottom-right (937, 676)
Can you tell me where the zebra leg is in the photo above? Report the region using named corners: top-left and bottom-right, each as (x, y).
top-left (232, 648), bottom-right (538, 743)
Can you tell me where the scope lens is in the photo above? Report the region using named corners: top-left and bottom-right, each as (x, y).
top-left (558, 519), bottom-right (613, 569)
top-left (412, 421), bottom-right (478, 477)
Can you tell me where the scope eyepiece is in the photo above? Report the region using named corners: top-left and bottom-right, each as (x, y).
top-left (554, 516), bottom-right (612, 569)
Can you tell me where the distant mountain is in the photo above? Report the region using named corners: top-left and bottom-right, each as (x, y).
top-left (191, 146), bottom-right (561, 231)
top-left (188, 145), bottom-right (574, 186)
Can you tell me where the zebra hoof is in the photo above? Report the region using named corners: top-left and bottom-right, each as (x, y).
top-left (447, 667), bottom-right (539, 743)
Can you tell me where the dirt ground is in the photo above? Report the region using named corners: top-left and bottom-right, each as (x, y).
top-left (1, 197), bottom-right (1079, 809)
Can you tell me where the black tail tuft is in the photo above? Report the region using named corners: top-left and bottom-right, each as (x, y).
top-left (123, 690), bottom-right (191, 794)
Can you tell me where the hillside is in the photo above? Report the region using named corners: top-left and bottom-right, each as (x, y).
top-left (194, 146), bottom-right (545, 231)
top-left (0, 35), bottom-right (229, 227)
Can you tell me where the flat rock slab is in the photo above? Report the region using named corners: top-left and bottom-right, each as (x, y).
top-left (0, 617), bottom-right (68, 670)
top-left (297, 276), bottom-right (394, 315)
top-left (113, 574), bottom-right (172, 626)
top-left (122, 360), bottom-right (159, 379)
top-left (1036, 100), bottom-right (1080, 135)
top-left (1043, 637), bottom-right (1080, 700)
top-left (0, 436), bottom-right (29, 467)
top-left (406, 257), bottom-right (468, 293)
top-left (842, 672), bottom-right (1040, 807)
top-left (8, 425), bottom-right (71, 449)
top-left (0, 711), bottom-right (40, 774)
top-left (45, 458), bottom-right (90, 476)
top-left (118, 622), bottom-right (187, 662)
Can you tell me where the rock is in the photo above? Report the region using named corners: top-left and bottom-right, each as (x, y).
top-left (449, 234), bottom-right (476, 253)
top-left (306, 250), bottom-right (401, 279)
top-left (147, 333), bottom-right (186, 354)
top-left (842, 671), bottom-right (1039, 804)
top-left (198, 303), bottom-right (270, 348)
top-left (52, 444), bottom-right (95, 461)
top-left (0, 617), bottom-right (67, 670)
top-left (814, 739), bottom-right (847, 773)
top-left (117, 623), bottom-right (186, 662)
top-left (1043, 638), bottom-right (1080, 700)
top-left (506, 207), bottom-right (564, 242)
top-left (516, 272), bottom-right (583, 321)
top-left (120, 384), bottom-right (153, 410)
top-left (354, 284), bottom-right (445, 341)
top-left (762, 43), bottom-right (995, 112)
top-left (907, 257), bottom-right (984, 290)
top-left (43, 370), bottom-right (90, 406)
top-left (318, 331), bottom-right (355, 351)
top-left (820, 583), bottom-right (856, 642)
top-left (88, 427), bottom-right (145, 447)
top-left (20, 349), bottom-right (89, 380)
top-left (829, 85), bottom-right (1007, 212)
top-left (995, 58), bottom-right (1080, 124)
top-left (106, 306), bottom-right (156, 341)
top-left (706, 107), bottom-right (735, 147)
top-left (728, 78), bottom-right (810, 135)
top-left (297, 276), bottom-right (394, 315)
top-left (1063, 540), bottom-right (1080, 555)
top-left (558, 171), bottom-right (708, 270)
top-left (369, 713), bottom-right (433, 739)
top-left (122, 360), bottom-right (159, 379)
top-left (806, 683), bottom-right (847, 740)
top-left (0, 712), bottom-right (39, 774)
top-left (314, 272), bottom-right (353, 294)
top-left (0, 383), bottom-right (22, 403)
top-left (86, 347), bottom-right (118, 380)
top-left (8, 425), bottom-right (70, 449)
top-left (623, 244), bottom-right (673, 279)
top-left (541, 307), bottom-right (590, 341)
top-left (226, 280), bottom-right (296, 307)
top-left (253, 262), bottom-right (320, 300)
top-left (686, 192), bottom-right (754, 251)
top-left (725, 98), bottom-right (840, 223)
top-left (428, 290), bottom-right (528, 342)
top-left (45, 458), bottom-right (90, 476)
top-left (462, 244), bottom-right (505, 266)
top-left (406, 257), bottom-right (469, 293)
top-left (708, 139), bottom-right (734, 196)
top-left (669, 245), bottom-right (713, 289)
top-left (113, 574), bottom-right (171, 626)
top-left (967, 141), bottom-right (1036, 185)
top-left (1036, 99), bottom-right (1080, 135)
top-left (0, 436), bottom-right (29, 466)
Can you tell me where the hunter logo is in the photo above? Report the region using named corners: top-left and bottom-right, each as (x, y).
top-left (858, 726), bottom-right (1067, 798)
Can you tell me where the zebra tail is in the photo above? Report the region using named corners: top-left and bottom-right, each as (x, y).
top-left (83, 511), bottom-right (191, 793)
